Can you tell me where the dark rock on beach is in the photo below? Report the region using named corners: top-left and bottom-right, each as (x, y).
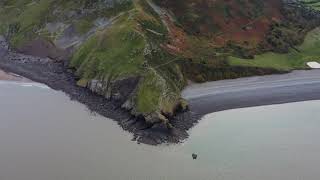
top-left (0, 37), bottom-right (199, 145)
top-left (192, 153), bottom-right (198, 160)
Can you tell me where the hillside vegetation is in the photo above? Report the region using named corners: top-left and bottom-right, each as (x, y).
top-left (0, 0), bottom-right (320, 127)
top-left (302, 0), bottom-right (320, 10)
top-left (229, 27), bottom-right (320, 70)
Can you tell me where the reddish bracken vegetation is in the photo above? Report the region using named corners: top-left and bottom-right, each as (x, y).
top-left (155, 0), bottom-right (284, 55)
top-left (212, 0), bottom-right (282, 46)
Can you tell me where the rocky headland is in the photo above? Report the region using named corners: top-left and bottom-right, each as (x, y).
top-left (0, 0), bottom-right (320, 145)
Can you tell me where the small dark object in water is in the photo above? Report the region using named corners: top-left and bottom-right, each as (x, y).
top-left (192, 153), bottom-right (198, 160)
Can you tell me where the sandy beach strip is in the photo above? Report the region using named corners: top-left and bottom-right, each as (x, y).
top-left (0, 69), bottom-right (30, 82)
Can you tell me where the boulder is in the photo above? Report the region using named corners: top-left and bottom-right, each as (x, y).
top-left (192, 153), bottom-right (198, 160)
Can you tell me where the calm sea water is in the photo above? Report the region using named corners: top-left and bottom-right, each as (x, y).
top-left (1, 80), bottom-right (320, 180)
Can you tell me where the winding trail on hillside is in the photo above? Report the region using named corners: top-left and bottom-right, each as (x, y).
top-left (182, 70), bottom-right (320, 115)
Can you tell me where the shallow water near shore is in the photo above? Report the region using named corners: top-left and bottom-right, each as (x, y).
top-left (1, 80), bottom-right (320, 180)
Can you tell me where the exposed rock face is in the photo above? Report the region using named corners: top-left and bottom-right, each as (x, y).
top-left (88, 76), bottom-right (140, 105)
top-left (18, 38), bottom-right (69, 62)
top-left (0, 36), bottom-right (8, 49)
top-left (0, 36), bottom-right (8, 57)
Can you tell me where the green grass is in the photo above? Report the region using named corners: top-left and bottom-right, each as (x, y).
top-left (71, 12), bottom-right (146, 79)
top-left (0, 0), bottom-right (55, 46)
top-left (70, 2), bottom-right (185, 115)
top-left (0, 0), bottom-right (134, 47)
top-left (136, 71), bottom-right (162, 113)
top-left (301, 0), bottom-right (320, 11)
top-left (229, 28), bottom-right (320, 70)
top-left (74, 18), bottom-right (94, 35)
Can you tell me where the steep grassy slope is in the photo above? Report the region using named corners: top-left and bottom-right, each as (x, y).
top-left (69, 4), bottom-right (186, 123)
top-left (0, 0), bottom-right (187, 125)
top-left (0, 0), bottom-right (133, 47)
top-left (0, 0), bottom-right (320, 128)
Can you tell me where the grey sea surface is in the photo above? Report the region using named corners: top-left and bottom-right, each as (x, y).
top-left (1, 80), bottom-right (320, 180)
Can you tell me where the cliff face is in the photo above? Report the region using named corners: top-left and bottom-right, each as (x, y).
top-left (0, 0), bottom-right (186, 126)
top-left (0, 0), bottom-right (319, 128)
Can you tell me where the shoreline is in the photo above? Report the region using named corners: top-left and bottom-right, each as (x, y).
top-left (183, 69), bottom-right (320, 115)
top-left (2, 44), bottom-right (320, 145)
top-left (3, 49), bottom-right (320, 145)
top-left (0, 49), bottom-right (199, 145)
top-left (0, 69), bottom-right (30, 82)
top-left (2, 44), bottom-right (320, 144)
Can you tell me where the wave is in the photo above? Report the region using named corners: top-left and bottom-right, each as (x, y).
top-left (0, 81), bottom-right (50, 89)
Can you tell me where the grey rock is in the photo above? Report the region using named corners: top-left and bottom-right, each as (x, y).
top-left (192, 153), bottom-right (198, 160)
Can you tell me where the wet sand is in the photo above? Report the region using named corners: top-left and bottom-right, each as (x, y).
top-left (182, 69), bottom-right (320, 114)
top-left (0, 69), bottom-right (29, 82)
